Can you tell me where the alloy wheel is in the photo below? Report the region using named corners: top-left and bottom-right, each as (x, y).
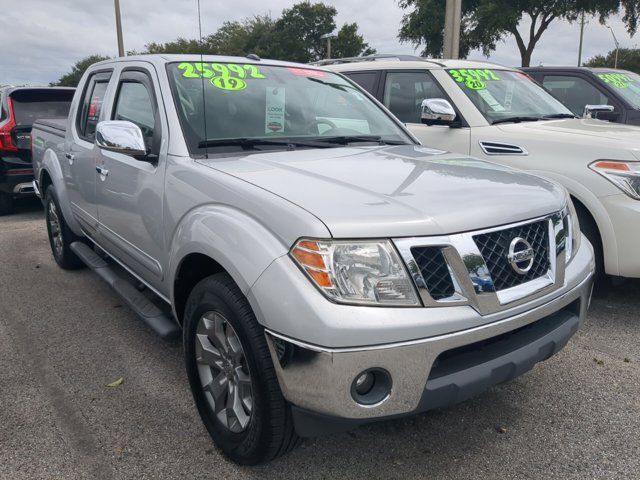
top-left (195, 311), bottom-right (253, 433)
top-left (47, 201), bottom-right (64, 258)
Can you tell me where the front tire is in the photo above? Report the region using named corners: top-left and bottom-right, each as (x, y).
top-left (44, 187), bottom-right (85, 270)
top-left (183, 273), bottom-right (299, 465)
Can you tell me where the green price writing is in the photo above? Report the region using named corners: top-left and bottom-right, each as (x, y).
top-left (448, 69), bottom-right (500, 90)
top-left (598, 73), bottom-right (632, 89)
top-left (177, 62), bottom-right (266, 91)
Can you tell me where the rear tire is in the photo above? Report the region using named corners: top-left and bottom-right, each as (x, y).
top-left (183, 273), bottom-right (300, 465)
top-left (0, 193), bottom-right (13, 216)
top-left (44, 187), bottom-right (85, 270)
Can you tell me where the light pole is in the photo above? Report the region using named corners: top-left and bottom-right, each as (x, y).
top-left (443, 0), bottom-right (462, 59)
top-left (321, 32), bottom-right (337, 60)
top-left (577, 12), bottom-right (587, 66)
top-left (607, 25), bottom-right (620, 69)
top-left (114, 0), bottom-right (125, 57)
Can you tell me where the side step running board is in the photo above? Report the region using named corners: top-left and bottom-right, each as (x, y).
top-left (70, 242), bottom-right (180, 341)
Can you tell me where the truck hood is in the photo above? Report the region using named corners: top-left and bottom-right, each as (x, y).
top-left (197, 145), bottom-right (565, 238)
top-left (497, 118), bottom-right (640, 150)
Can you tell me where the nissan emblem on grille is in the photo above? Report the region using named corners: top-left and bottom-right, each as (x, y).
top-left (507, 237), bottom-right (535, 275)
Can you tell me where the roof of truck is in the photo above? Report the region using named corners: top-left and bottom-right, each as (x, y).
top-left (319, 55), bottom-right (515, 72)
top-left (522, 66), bottom-right (637, 75)
top-left (90, 54), bottom-right (516, 74)
top-left (90, 54), bottom-right (328, 71)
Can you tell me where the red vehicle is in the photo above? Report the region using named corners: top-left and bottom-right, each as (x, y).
top-left (0, 86), bottom-right (74, 215)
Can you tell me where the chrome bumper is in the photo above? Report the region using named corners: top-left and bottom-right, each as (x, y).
top-left (13, 182), bottom-right (36, 196)
top-left (265, 271), bottom-right (593, 422)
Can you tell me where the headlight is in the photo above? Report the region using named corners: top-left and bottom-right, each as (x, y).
top-left (290, 239), bottom-right (420, 306)
top-left (564, 198), bottom-right (581, 264)
top-left (589, 160), bottom-right (640, 200)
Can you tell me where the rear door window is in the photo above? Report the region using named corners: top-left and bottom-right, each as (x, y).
top-left (77, 72), bottom-right (112, 141)
top-left (344, 72), bottom-right (379, 95)
top-left (382, 71), bottom-right (448, 123)
top-left (542, 75), bottom-right (611, 116)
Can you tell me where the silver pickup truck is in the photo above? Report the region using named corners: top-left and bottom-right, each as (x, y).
top-left (31, 55), bottom-right (594, 465)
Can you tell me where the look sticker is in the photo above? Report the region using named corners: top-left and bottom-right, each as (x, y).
top-left (177, 62), bottom-right (266, 91)
top-left (598, 73), bottom-right (632, 89)
top-left (448, 69), bottom-right (500, 90)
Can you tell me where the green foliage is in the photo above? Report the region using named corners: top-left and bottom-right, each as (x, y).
top-left (142, 2), bottom-right (375, 62)
top-left (51, 54), bottom-right (111, 87)
top-left (399, 0), bottom-right (640, 67)
top-left (586, 47), bottom-right (640, 72)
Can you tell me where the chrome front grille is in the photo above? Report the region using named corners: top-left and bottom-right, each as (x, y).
top-left (394, 210), bottom-right (568, 316)
top-left (473, 220), bottom-right (550, 291)
top-left (410, 246), bottom-right (455, 300)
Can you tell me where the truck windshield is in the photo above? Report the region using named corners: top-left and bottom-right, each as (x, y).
top-left (167, 61), bottom-right (412, 154)
top-left (447, 69), bottom-right (574, 124)
top-left (595, 71), bottom-right (640, 109)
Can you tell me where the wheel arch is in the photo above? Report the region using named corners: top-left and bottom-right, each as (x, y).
top-left (528, 169), bottom-right (618, 275)
top-left (40, 150), bottom-right (83, 235)
top-left (167, 204), bottom-right (296, 324)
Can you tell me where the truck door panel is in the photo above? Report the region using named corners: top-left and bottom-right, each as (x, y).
top-left (95, 68), bottom-right (166, 288)
top-left (65, 71), bottom-right (112, 236)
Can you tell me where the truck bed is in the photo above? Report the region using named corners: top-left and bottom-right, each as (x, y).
top-left (33, 118), bottom-right (67, 136)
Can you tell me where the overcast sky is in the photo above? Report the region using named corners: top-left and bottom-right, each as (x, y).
top-left (1, 0), bottom-right (638, 85)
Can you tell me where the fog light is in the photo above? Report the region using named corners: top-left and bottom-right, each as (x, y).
top-left (351, 368), bottom-right (392, 406)
top-left (355, 372), bottom-right (375, 395)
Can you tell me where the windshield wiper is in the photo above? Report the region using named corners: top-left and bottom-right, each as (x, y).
top-left (540, 113), bottom-right (577, 119)
top-left (198, 137), bottom-right (334, 150)
top-left (491, 116), bottom-right (541, 125)
top-left (312, 135), bottom-right (408, 146)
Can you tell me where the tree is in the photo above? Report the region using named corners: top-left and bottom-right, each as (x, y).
top-left (586, 47), bottom-right (640, 72)
top-left (142, 2), bottom-right (375, 62)
top-left (399, 0), bottom-right (640, 67)
top-left (51, 54), bottom-right (111, 87)
top-left (332, 23), bottom-right (377, 58)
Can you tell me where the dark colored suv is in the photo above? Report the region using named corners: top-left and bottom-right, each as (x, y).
top-left (0, 86), bottom-right (75, 215)
top-left (522, 66), bottom-right (640, 125)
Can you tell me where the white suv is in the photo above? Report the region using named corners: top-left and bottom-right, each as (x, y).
top-left (325, 55), bottom-right (640, 278)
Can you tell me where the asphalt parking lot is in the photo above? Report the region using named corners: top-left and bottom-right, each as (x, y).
top-left (1, 200), bottom-right (638, 480)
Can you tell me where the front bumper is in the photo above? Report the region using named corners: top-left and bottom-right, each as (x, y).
top-left (600, 193), bottom-right (640, 278)
top-left (254, 238), bottom-right (594, 431)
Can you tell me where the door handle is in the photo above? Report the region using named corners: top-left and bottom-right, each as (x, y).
top-left (65, 152), bottom-right (75, 165)
top-left (96, 166), bottom-right (109, 177)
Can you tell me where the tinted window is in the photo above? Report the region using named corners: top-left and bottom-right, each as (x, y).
top-left (447, 69), bottom-right (572, 123)
top-left (11, 90), bottom-right (74, 126)
top-left (113, 82), bottom-right (155, 144)
top-left (79, 80), bottom-right (109, 141)
top-left (594, 71), bottom-right (640, 109)
top-left (383, 71), bottom-right (447, 123)
top-left (542, 75), bottom-right (610, 116)
top-left (345, 72), bottom-right (378, 94)
top-left (166, 62), bottom-right (411, 154)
